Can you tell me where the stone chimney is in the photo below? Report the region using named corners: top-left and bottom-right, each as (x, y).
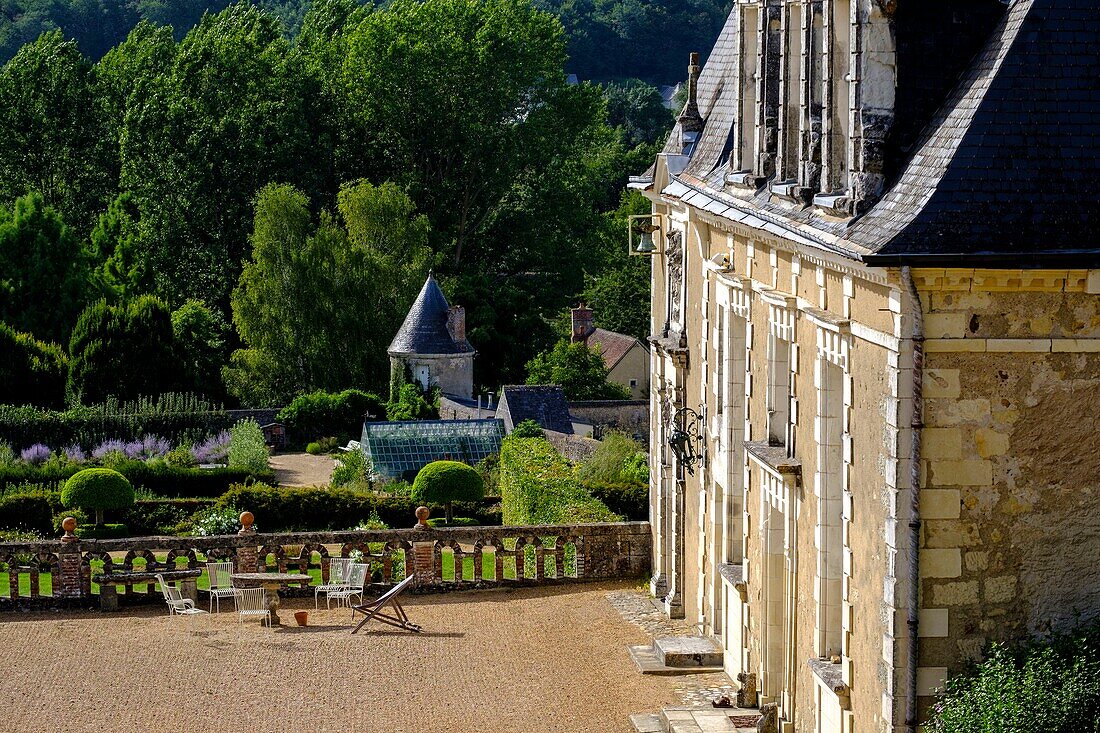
top-left (447, 305), bottom-right (466, 343)
top-left (678, 52), bottom-right (704, 144)
top-left (571, 304), bottom-right (594, 345)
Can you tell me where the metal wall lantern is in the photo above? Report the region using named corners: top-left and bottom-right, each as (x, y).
top-left (667, 406), bottom-right (705, 475)
top-left (628, 213), bottom-right (665, 256)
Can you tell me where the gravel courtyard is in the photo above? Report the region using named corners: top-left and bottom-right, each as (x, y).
top-left (0, 582), bottom-right (678, 733)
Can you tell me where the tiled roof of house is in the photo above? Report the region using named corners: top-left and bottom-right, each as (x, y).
top-left (588, 328), bottom-right (643, 370)
top-left (497, 385), bottom-right (574, 434)
top-left (388, 274), bottom-right (473, 356)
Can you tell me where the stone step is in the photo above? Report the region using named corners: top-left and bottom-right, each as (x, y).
top-left (627, 644), bottom-right (724, 675)
top-left (654, 635), bottom-right (724, 668)
top-left (629, 713), bottom-right (664, 733)
top-left (660, 707), bottom-right (740, 733)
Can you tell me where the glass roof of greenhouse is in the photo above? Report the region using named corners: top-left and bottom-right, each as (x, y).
top-left (361, 419), bottom-right (504, 480)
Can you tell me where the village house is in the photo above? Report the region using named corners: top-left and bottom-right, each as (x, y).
top-left (571, 305), bottom-right (651, 399)
top-left (632, 1), bottom-right (1100, 731)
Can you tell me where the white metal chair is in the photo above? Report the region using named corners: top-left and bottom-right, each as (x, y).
top-left (234, 587), bottom-right (271, 627)
top-left (326, 562), bottom-right (369, 612)
top-left (156, 574), bottom-right (207, 619)
top-left (206, 561), bottom-right (237, 613)
top-left (315, 557), bottom-right (355, 609)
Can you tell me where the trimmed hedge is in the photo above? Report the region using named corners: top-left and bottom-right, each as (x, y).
top-left (0, 394), bottom-right (233, 449)
top-left (499, 436), bottom-right (619, 525)
top-left (216, 484), bottom-right (501, 532)
top-left (585, 482), bottom-right (648, 521)
top-left (0, 462), bottom-right (274, 498)
top-left (277, 389), bottom-right (384, 445)
top-left (0, 492), bottom-right (54, 535)
top-left (76, 523), bottom-right (129, 539)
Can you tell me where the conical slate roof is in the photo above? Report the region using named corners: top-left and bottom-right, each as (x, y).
top-left (388, 274), bottom-right (473, 356)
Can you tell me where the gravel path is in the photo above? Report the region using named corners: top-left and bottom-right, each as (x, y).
top-left (0, 582), bottom-right (679, 733)
top-left (269, 451), bottom-right (335, 487)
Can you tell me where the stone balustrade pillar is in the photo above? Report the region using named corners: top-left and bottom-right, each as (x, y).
top-left (235, 511), bottom-right (258, 573)
top-left (411, 506), bottom-right (434, 588)
top-left (56, 517), bottom-right (85, 599)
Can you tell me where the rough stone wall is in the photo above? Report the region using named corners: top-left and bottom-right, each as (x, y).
top-left (392, 354), bottom-right (474, 399)
top-left (567, 401), bottom-right (649, 441)
top-left (914, 269), bottom-right (1100, 720)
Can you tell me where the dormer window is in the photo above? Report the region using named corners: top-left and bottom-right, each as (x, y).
top-left (823, 0), bottom-right (851, 195)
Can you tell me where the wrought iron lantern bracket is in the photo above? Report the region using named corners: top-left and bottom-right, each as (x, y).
top-left (667, 406), bottom-right (705, 475)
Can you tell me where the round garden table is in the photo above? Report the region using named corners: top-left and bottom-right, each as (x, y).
top-left (230, 572), bottom-right (311, 626)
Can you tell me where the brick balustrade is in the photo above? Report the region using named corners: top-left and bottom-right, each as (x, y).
top-left (0, 517), bottom-right (652, 608)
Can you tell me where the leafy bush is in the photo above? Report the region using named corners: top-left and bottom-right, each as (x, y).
top-left (475, 453), bottom-right (500, 495)
top-left (227, 419), bottom-right (269, 473)
top-left (0, 441), bottom-right (15, 467)
top-left (928, 625), bottom-right (1100, 733)
top-left (585, 482), bottom-right (648, 521)
top-left (277, 389), bottom-right (384, 445)
top-left (190, 506), bottom-right (244, 536)
top-left (164, 445), bottom-right (197, 468)
top-left (216, 483), bottom-right (500, 532)
top-left (61, 468), bottom-right (135, 525)
top-left (576, 432), bottom-right (647, 485)
top-left (0, 321), bottom-right (67, 408)
top-left (0, 492), bottom-right (54, 535)
top-left (386, 383), bottom-right (436, 421)
top-left (511, 419), bottom-right (544, 438)
top-left (412, 460), bottom-right (485, 523)
top-left (306, 436), bottom-right (338, 455)
top-left (621, 452), bottom-right (649, 484)
top-left (525, 339), bottom-right (631, 400)
top-left (500, 436), bottom-right (619, 525)
top-left (0, 394), bottom-right (232, 451)
top-left (332, 448), bottom-right (371, 489)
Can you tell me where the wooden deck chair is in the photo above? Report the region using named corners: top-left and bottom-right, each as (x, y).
top-left (350, 574), bottom-right (421, 635)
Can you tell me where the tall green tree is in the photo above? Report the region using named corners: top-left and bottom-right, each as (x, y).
top-left (581, 190), bottom-right (652, 340)
top-left (120, 2), bottom-right (318, 310)
top-left (226, 180), bottom-right (431, 405)
top-left (525, 338), bottom-right (630, 400)
top-left (0, 31), bottom-right (111, 231)
top-left (0, 321), bottom-right (68, 408)
top-left (171, 299), bottom-right (228, 398)
top-left (67, 295), bottom-right (181, 404)
top-left (0, 193), bottom-right (95, 343)
top-left (89, 192), bottom-right (151, 299)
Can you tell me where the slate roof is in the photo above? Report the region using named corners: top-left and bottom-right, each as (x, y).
top-left (388, 274), bottom-right (473, 356)
top-left (497, 385), bottom-right (574, 435)
top-left (650, 0), bottom-right (1100, 267)
top-left (588, 328), bottom-right (644, 370)
top-left (855, 0), bottom-right (1100, 264)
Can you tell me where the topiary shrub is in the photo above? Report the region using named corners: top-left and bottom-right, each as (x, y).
top-left (411, 461), bottom-right (485, 524)
top-left (61, 468), bottom-right (135, 525)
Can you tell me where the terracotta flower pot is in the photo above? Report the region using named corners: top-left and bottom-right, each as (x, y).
top-left (294, 611), bottom-right (309, 627)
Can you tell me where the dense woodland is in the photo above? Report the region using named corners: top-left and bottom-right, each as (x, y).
top-left (0, 0), bottom-right (731, 85)
top-left (0, 0), bottom-right (684, 409)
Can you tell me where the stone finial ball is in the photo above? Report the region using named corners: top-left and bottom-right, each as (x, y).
top-left (415, 506), bottom-right (430, 524)
top-left (240, 511), bottom-right (254, 528)
top-left (61, 517), bottom-right (77, 533)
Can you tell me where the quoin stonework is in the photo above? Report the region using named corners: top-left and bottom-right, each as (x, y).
top-left (633, 1), bottom-right (1100, 732)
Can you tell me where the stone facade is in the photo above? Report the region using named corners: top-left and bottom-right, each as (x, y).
top-left (636, 2), bottom-right (1100, 731)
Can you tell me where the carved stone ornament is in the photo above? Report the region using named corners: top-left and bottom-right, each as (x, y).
top-left (666, 230), bottom-right (684, 327)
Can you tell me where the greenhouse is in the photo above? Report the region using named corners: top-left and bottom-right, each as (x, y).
top-left (360, 418), bottom-right (505, 480)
